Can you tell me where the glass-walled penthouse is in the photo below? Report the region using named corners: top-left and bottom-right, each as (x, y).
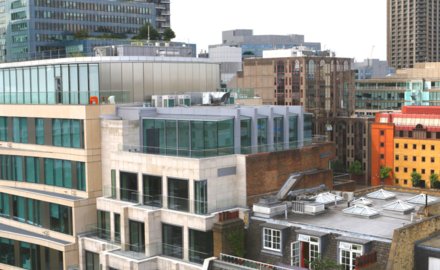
top-left (0, 57), bottom-right (220, 105)
top-left (118, 105), bottom-right (313, 158)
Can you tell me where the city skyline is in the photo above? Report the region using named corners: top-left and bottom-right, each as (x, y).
top-left (172, 0), bottom-right (386, 61)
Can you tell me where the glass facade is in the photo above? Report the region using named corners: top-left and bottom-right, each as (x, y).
top-left (240, 118), bottom-right (251, 154)
top-left (97, 210), bottom-right (110, 241)
top-left (114, 213), bottom-right (121, 243)
top-left (0, 154), bottom-right (85, 190)
top-left (0, 237), bottom-right (63, 270)
top-left (194, 180), bottom-right (207, 215)
top-left (0, 192), bottom-right (72, 234)
top-left (289, 115), bottom-right (298, 148)
top-left (35, 118), bottom-right (45, 145)
top-left (12, 117), bottom-right (28, 143)
top-left (143, 118), bottom-right (234, 158)
top-left (85, 250), bottom-right (99, 270)
top-left (273, 116), bottom-right (284, 150)
top-left (120, 171), bottom-right (138, 203)
top-left (304, 114), bottom-right (313, 140)
top-left (52, 119), bottom-right (82, 148)
top-left (129, 220), bottom-right (145, 252)
top-left (257, 118), bottom-right (268, 152)
top-left (0, 64), bottom-right (99, 104)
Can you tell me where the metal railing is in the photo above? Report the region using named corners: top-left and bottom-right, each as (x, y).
top-left (121, 135), bottom-right (327, 159)
top-left (218, 254), bottom-right (296, 270)
top-left (102, 185), bottom-right (237, 216)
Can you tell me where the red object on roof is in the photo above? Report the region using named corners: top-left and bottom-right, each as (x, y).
top-left (402, 106), bottom-right (440, 115)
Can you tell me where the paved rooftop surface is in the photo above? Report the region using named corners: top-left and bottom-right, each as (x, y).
top-left (270, 190), bottom-right (431, 240)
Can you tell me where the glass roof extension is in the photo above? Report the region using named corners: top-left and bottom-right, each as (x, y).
top-left (366, 189), bottom-right (396, 200)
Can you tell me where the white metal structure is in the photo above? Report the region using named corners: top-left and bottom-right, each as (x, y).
top-left (366, 189), bottom-right (396, 200)
top-left (343, 205), bottom-right (380, 218)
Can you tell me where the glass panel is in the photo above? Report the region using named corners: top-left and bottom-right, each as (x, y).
top-left (89, 64), bottom-right (100, 98)
top-left (204, 121), bottom-right (217, 157)
top-left (15, 156), bottom-right (23, 181)
top-left (304, 114), bottom-right (313, 142)
top-left (129, 220), bottom-right (145, 252)
top-left (97, 210), bottom-right (110, 240)
top-left (114, 213), bottom-right (121, 243)
top-left (31, 67), bottom-right (38, 104)
top-left (10, 69), bottom-right (16, 104)
top-left (165, 120), bottom-right (177, 155)
top-left (38, 66), bottom-right (46, 104)
top-left (162, 223), bottom-right (183, 258)
top-left (63, 161), bottom-right (72, 188)
top-left (189, 229), bottom-right (213, 263)
top-left (71, 120), bottom-right (81, 148)
top-left (240, 118), bottom-right (251, 154)
top-left (25, 157), bottom-right (39, 183)
top-left (35, 118), bottom-right (45, 145)
top-left (52, 119), bottom-right (62, 146)
top-left (0, 238), bottom-right (14, 265)
top-left (167, 178), bottom-right (188, 212)
top-left (0, 193), bottom-right (10, 217)
top-left (69, 64), bottom-right (78, 104)
top-left (143, 174), bottom-right (162, 207)
top-left (0, 70), bottom-right (4, 103)
top-left (4, 69), bottom-right (9, 104)
top-left (23, 68), bottom-right (31, 104)
top-left (177, 120), bottom-right (189, 157)
top-left (12, 196), bottom-right (25, 222)
top-left (257, 118), bottom-right (268, 152)
top-left (54, 159), bottom-right (63, 187)
top-left (120, 172), bottom-right (138, 203)
top-left (76, 162), bottom-right (86, 191)
top-left (194, 180), bottom-right (207, 214)
top-left (44, 158), bottom-right (54, 186)
top-left (289, 116), bottom-right (298, 148)
top-left (218, 119), bottom-right (234, 155)
top-left (111, 169), bottom-right (116, 199)
top-left (46, 66), bottom-right (55, 104)
top-left (191, 121), bottom-right (204, 157)
top-left (62, 120), bottom-right (71, 147)
top-left (79, 64), bottom-right (89, 104)
top-left (61, 65), bottom-right (69, 104)
top-left (0, 117), bottom-right (7, 141)
top-left (85, 251), bottom-right (99, 270)
top-left (50, 204), bottom-right (72, 235)
top-left (273, 116), bottom-right (284, 150)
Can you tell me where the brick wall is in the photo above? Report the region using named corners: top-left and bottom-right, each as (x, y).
top-left (245, 142), bottom-right (335, 205)
top-left (387, 215), bottom-right (440, 270)
top-left (370, 241), bottom-right (391, 270)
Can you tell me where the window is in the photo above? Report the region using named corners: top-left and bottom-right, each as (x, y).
top-left (404, 144), bottom-right (408, 149)
top-left (0, 117), bottom-right (7, 141)
top-left (380, 142), bottom-right (384, 147)
top-left (413, 156), bottom-right (417, 162)
top-left (12, 117), bottom-right (27, 143)
top-left (49, 204), bottom-right (72, 235)
top-left (432, 157), bottom-right (436, 163)
top-left (395, 155), bottom-right (399, 160)
top-left (380, 130), bottom-right (384, 136)
top-left (339, 242), bottom-right (363, 270)
top-left (194, 180), bottom-right (207, 214)
top-left (143, 174), bottom-right (162, 207)
top-left (395, 179), bottom-right (399, 184)
top-left (408, 131), bottom-right (412, 137)
top-left (263, 228), bottom-right (281, 252)
top-left (422, 157), bottom-right (426, 162)
top-left (85, 251), bottom-right (99, 270)
top-left (114, 213), bottom-right (120, 243)
top-left (35, 118), bottom-right (45, 145)
top-left (395, 167), bottom-right (399, 172)
top-left (404, 168), bottom-right (408, 173)
top-left (404, 156), bottom-right (408, 161)
top-left (380, 154), bottom-right (384, 159)
top-left (97, 210), bottom-right (110, 240)
top-left (120, 172), bottom-right (138, 203)
top-left (129, 220), bottom-right (145, 252)
top-left (395, 143), bottom-right (399, 148)
top-left (422, 169), bottom-right (426, 174)
top-left (167, 177), bottom-right (188, 212)
top-left (52, 119), bottom-right (83, 148)
top-left (162, 223), bottom-right (183, 258)
top-left (431, 170), bottom-right (435, 175)
top-left (189, 229), bottom-right (213, 263)
top-left (413, 168), bottom-right (417, 172)
top-left (292, 234), bottom-right (320, 268)
top-left (413, 144), bottom-right (417, 150)
top-left (404, 180), bottom-right (408, 185)
top-left (422, 144), bottom-right (426, 150)
top-left (432, 145), bottom-right (436, 151)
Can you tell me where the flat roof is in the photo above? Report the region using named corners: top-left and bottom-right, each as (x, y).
top-left (147, 114), bottom-right (234, 121)
top-left (262, 190), bottom-right (422, 240)
top-left (5, 187), bottom-right (83, 201)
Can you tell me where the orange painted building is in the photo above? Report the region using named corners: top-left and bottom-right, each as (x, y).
top-left (371, 106), bottom-right (440, 188)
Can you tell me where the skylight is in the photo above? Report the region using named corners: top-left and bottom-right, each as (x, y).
top-left (366, 189), bottom-right (396, 200)
top-left (312, 192), bottom-right (344, 204)
top-left (343, 205), bottom-right (380, 218)
top-left (406, 193), bottom-right (438, 205)
top-left (383, 200), bottom-right (415, 213)
top-left (351, 197), bottom-right (373, 206)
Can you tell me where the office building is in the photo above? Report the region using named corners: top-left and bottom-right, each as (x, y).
top-left (1, 0), bottom-right (170, 61)
top-left (220, 29), bottom-right (321, 58)
top-left (371, 106), bottom-right (440, 187)
top-left (228, 56), bottom-right (358, 172)
top-left (356, 62), bottom-right (440, 116)
top-left (208, 45), bottom-right (242, 85)
top-left (0, 56), bottom-right (220, 105)
top-left (78, 105), bottom-right (335, 270)
top-left (387, 0), bottom-right (440, 68)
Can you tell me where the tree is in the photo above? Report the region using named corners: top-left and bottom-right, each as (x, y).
top-left (379, 166), bottom-right (392, 184)
top-left (348, 160), bottom-right (363, 176)
top-left (307, 257), bottom-right (343, 270)
top-left (162, 27), bottom-right (176, 41)
top-left (74, 29), bottom-right (89, 39)
top-left (411, 171), bottom-right (422, 187)
top-left (430, 173), bottom-right (439, 189)
top-left (133, 23), bottom-right (160, 40)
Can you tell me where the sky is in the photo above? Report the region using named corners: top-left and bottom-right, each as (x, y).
top-left (171, 0), bottom-right (386, 61)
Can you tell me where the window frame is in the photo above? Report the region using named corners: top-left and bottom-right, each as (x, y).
top-left (263, 227), bottom-right (282, 252)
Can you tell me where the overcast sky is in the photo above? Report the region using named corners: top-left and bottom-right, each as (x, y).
top-left (171, 0), bottom-right (386, 61)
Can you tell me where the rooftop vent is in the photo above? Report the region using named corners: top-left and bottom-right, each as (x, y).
top-left (406, 193), bottom-right (438, 205)
top-left (291, 201), bottom-right (325, 215)
top-left (366, 189), bottom-right (396, 200)
top-left (352, 197), bottom-right (373, 206)
top-left (312, 192), bottom-right (344, 205)
top-left (343, 205), bottom-right (380, 218)
top-left (383, 200), bottom-right (415, 214)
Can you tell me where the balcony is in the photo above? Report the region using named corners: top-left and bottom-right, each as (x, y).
top-left (209, 254), bottom-right (302, 270)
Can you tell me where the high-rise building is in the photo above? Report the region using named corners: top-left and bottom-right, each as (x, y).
top-left (0, 0), bottom-right (171, 62)
top-left (387, 0), bottom-right (440, 68)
